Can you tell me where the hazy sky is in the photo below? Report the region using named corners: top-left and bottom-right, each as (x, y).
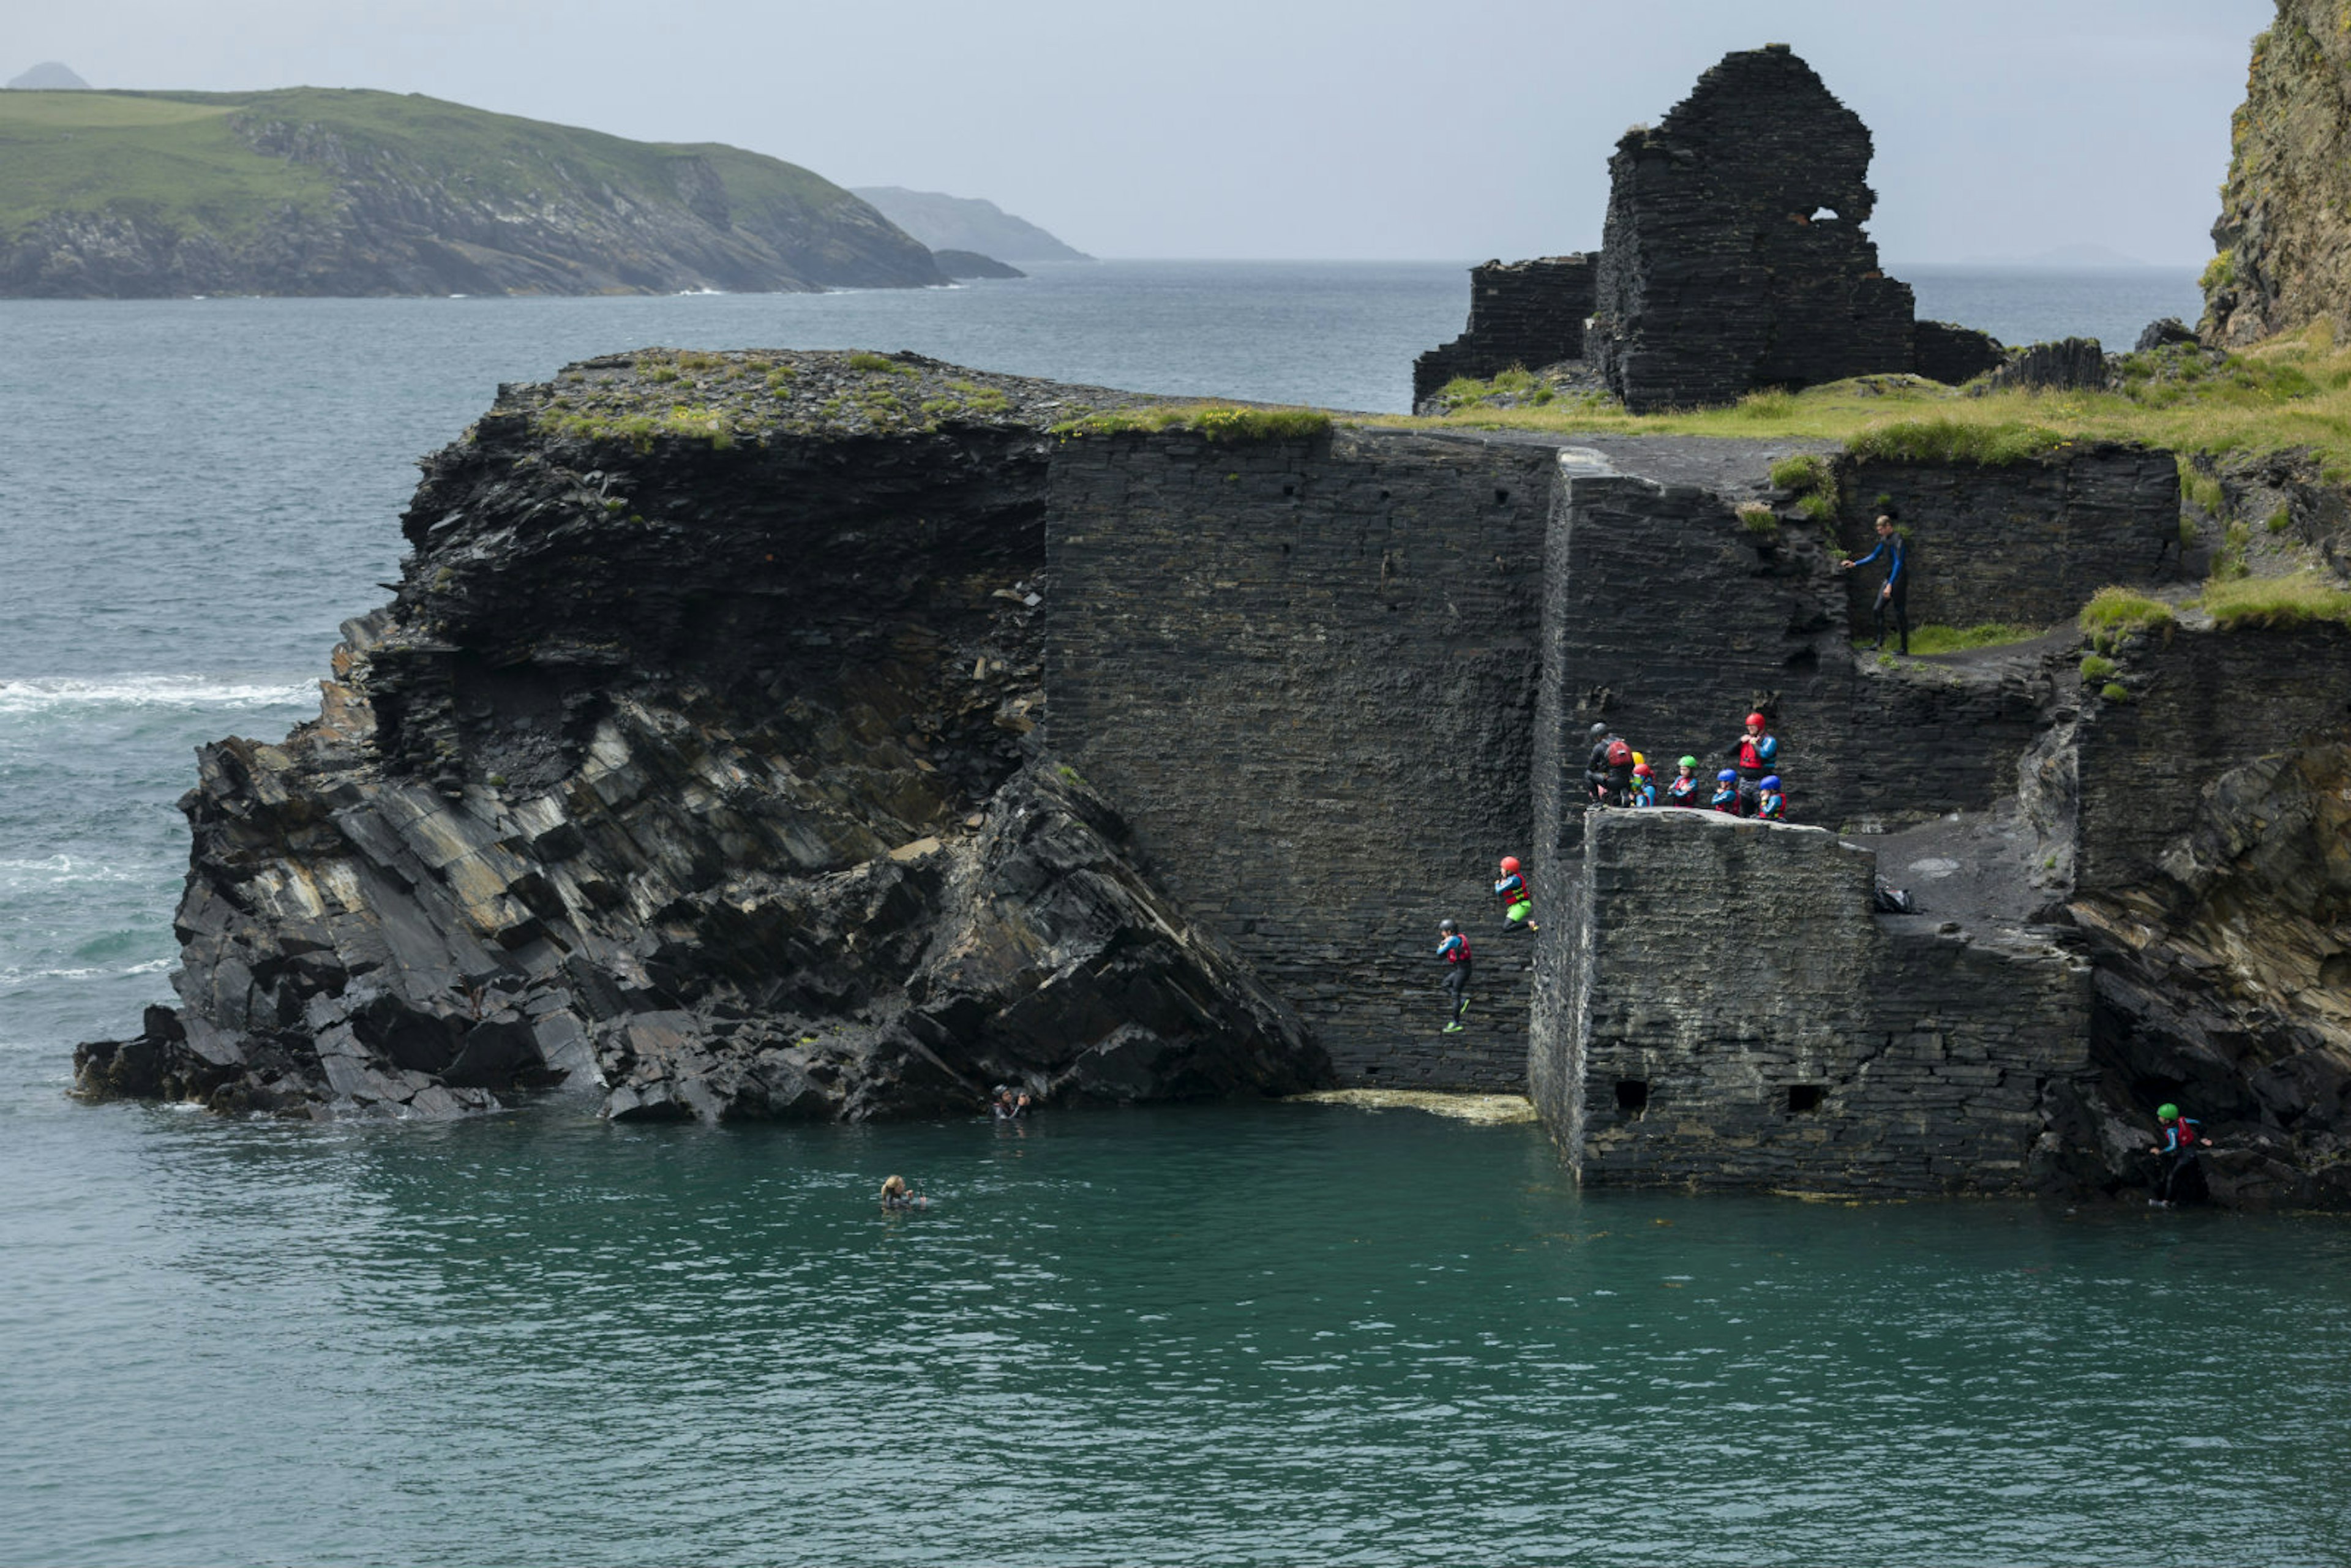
top-left (16, 0), bottom-right (2274, 263)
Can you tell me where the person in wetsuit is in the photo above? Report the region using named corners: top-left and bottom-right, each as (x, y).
top-left (1584, 723), bottom-right (1616, 804)
top-left (1728, 711), bottom-right (1779, 815)
top-left (2148, 1102), bottom-right (2212, 1205)
top-left (1493, 857), bottom-right (1537, 934)
top-left (1435, 918), bottom-right (1472, 1033)
top-left (880, 1174), bottom-right (923, 1211)
top-left (1842, 511), bottom-right (1910, 655)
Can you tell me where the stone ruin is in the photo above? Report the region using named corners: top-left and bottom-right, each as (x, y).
top-left (1412, 45), bottom-right (2004, 412)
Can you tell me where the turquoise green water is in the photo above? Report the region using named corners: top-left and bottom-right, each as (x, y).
top-left (7, 1097), bottom-right (2346, 1566)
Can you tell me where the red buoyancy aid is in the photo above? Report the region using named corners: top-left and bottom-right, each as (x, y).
top-left (2165, 1114), bottom-right (2200, 1150)
top-left (1606, 738), bottom-right (1633, 768)
top-left (1448, 932), bottom-right (1473, 965)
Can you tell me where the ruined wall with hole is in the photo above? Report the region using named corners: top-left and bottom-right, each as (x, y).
top-left (1045, 427), bottom-right (1555, 1087)
top-left (1589, 45), bottom-right (1917, 413)
top-left (2075, 621), bottom-right (2351, 895)
top-left (1535, 809), bottom-right (2091, 1193)
top-left (1834, 446), bottom-right (2181, 632)
top-left (1411, 255), bottom-right (1597, 407)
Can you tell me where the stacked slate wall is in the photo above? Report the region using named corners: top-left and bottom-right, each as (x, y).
top-left (1835, 445), bottom-right (2181, 631)
top-left (1045, 428), bottom-right (1554, 1087)
top-left (1590, 45), bottom-right (1916, 413)
top-left (1542, 810), bottom-right (2090, 1193)
top-left (2075, 622), bottom-right (2351, 895)
top-left (1412, 255), bottom-right (1597, 408)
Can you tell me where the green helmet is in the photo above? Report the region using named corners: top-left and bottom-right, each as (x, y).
top-left (1679, 755), bottom-right (1698, 769)
top-left (2156, 1102), bottom-right (2180, 1121)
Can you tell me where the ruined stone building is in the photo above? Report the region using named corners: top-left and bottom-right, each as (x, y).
top-left (1412, 45), bottom-right (2004, 411)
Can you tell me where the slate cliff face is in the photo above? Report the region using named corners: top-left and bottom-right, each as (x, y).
top-left (2202, 0), bottom-right (2351, 345)
top-left (74, 352), bottom-right (1325, 1119)
top-left (1, 90), bottom-right (943, 298)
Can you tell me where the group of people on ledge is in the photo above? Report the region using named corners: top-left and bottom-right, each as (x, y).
top-left (1586, 710), bottom-right (1787, 820)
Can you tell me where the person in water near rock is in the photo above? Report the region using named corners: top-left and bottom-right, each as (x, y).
top-left (1728, 710), bottom-right (1779, 814)
top-left (991, 1086), bottom-right (1030, 1122)
top-left (1667, 756), bottom-right (1701, 807)
top-left (1435, 918), bottom-right (1472, 1033)
top-left (1493, 857), bottom-right (1537, 933)
top-left (2148, 1101), bottom-right (2212, 1205)
top-left (1841, 509), bottom-right (1910, 654)
top-left (880, 1174), bottom-right (924, 1211)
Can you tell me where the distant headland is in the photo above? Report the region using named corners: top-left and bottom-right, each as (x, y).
top-left (0, 87), bottom-right (945, 298)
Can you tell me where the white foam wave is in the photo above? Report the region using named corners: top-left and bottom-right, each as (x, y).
top-left (0, 675), bottom-right (314, 716)
top-left (0, 855), bottom-right (148, 887)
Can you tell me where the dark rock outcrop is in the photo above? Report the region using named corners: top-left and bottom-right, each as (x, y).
top-left (73, 351), bottom-right (1327, 1119)
top-left (1982, 337), bottom-right (2109, 394)
top-left (1913, 320), bottom-right (2006, 386)
top-left (1590, 45), bottom-right (1917, 412)
top-left (2202, 0), bottom-right (2351, 345)
top-left (1411, 255), bottom-right (1596, 408)
top-left (2135, 317), bottom-right (2200, 353)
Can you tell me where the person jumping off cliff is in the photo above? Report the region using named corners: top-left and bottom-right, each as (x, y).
top-left (1493, 857), bottom-right (1537, 933)
top-left (2148, 1101), bottom-right (2212, 1206)
top-left (1841, 509), bottom-right (1910, 655)
top-left (1436, 918), bottom-right (1472, 1033)
top-left (1729, 711), bottom-right (1779, 814)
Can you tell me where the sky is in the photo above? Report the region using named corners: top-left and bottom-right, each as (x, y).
top-left (12, 0), bottom-right (2276, 264)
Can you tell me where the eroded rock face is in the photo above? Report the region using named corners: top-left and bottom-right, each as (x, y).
top-left (73, 352), bottom-right (1327, 1119)
top-left (2071, 745), bottom-right (2351, 1208)
top-left (2203, 0), bottom-right (2351, 345)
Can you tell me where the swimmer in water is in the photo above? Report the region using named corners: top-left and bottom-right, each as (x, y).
top-left (880, 1174), bottom-right (925, 1212)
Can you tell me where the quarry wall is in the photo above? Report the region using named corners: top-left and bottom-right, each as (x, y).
top-left (1537, 809), bottom-right (2091, 1193)
top-left (1046, 427), bottom-right (1554, 1087)
top-left (1835, 445), bottom-right (2182, 632)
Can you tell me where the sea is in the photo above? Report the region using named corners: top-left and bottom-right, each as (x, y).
top-left (11, 260), bottom-right (2349, 1567)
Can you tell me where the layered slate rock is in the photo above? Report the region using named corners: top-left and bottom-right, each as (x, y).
top-left (1590, 45), bottom-right (1916, 412)
top-left (2202, 0), bottom-right (2351, 345)
top-left (1411, 255), bottom-right (1596, 408)
top-left (74, 351), bottom-right (1326, 1120)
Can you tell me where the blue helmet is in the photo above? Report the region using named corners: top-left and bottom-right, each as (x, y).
top-left (1761, 776), bottom-right (1782, 791)
top-left (1717, 769), bottom-right (1737, 782)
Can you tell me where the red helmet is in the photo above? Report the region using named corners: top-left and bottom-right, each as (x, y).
top-left (1632, 762), bottom-right (1653, 776)
top-left (1499, 856), bottom-right (1521, 874)
top-left (1745, 711), bottom-right (1768, 729)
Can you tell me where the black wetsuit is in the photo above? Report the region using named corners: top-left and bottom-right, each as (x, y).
top-left (1853, 533), bottom-right (1909, 653)
top-left (1585, 738), bottom-right (1615, 803)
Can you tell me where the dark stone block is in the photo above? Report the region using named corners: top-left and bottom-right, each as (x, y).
top-left (1914, 320), bottom-right (2005, 385)
top-left (1412, 255), bottom-right (1597, 408)
top-left (1985, 337), bottom-right (2109, 392)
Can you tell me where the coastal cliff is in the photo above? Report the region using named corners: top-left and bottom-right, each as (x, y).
top-left (2202, 0), bottom-right (2351, 345)
top-left (75, 353), bottom-right (1326, 1119)
top-left (0, 89), bottom-right (943, 298)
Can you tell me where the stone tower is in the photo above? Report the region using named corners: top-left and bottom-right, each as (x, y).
top-left (1589, 45), bottom-right (1917, 412)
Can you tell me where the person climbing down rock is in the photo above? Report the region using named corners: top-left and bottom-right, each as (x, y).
top-left (2148, 1101), bottom-right (2212, 1206)
top-left (1493, 857), bottom-right (1537, 933)
top-left (1841, 509), bottom-right (1910, 655)
top-left (1710, 769), bottom-right (1739, 812)
top-left (1630, 761), bottom-right (1657, 808)
top-left (1729, 711), bottom-right (1779, 814)
top-left (1667, 756), bottom-right (1701, 807)
top-left (1756, 775), bottom-right (1786, 820)
top-left (1436, 918), bottom-right (1472, 1033)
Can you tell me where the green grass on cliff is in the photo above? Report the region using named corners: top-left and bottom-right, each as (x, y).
top-left (1385, 326), bottom-right (2351, 475)
top-left (2199, 571), bottom-right (2351, 630)
top-left (0, 86), bottom-right (864, 245)
top-left (1052, 403), bottom-right (1332, 443)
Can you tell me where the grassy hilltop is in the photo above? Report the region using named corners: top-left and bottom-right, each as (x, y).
top-left (0, 88), bottom-right (942, 297)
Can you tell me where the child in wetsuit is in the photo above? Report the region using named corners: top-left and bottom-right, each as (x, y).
top-left (1755, 776), bottom-right (1786, 820)
top-left (1629, 762), bottom-right (1657, 808)
top-left (1492, 858), bottom-right (1537, 934)
top-left (1666, 756), bottom-right (1701, 808)
top-left (1436, 919), bottom-right (1472, 1033)
top-left (1709, 770), bottom-right (1740, 812)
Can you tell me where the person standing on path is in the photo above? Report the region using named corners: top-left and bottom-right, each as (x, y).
top-left (1841, 509), bottom-right (1910, 655)
top-left (1435, 918), bottom-right (1472, 1033)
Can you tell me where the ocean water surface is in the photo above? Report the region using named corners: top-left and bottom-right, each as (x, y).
top-left (15, 260), bottom-right (2345, 1568)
